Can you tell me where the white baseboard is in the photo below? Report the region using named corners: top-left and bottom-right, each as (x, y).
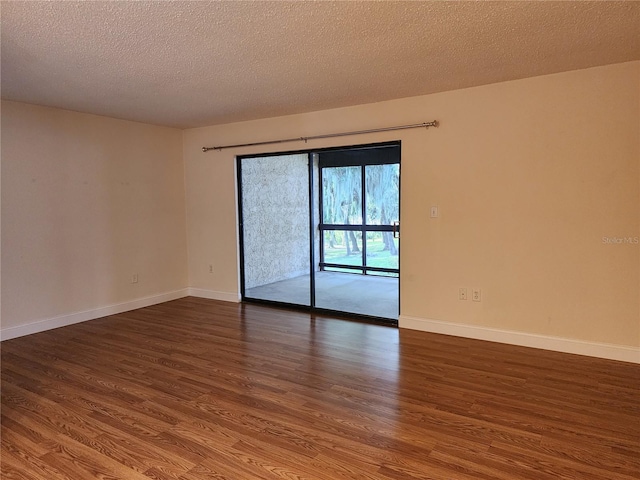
top-left (399, 315), bottom-right (640, 364)
top-left (0, 289), bottom-right (190, 341)
top-left (0, 287), bottom-right (241, 342)
top-left (7, 293), bottom-right (633, 364)
top-left (187, 288), bottom-right (241, 303)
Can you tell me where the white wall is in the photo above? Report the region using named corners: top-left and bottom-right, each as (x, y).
top-left (183, 61), bottom-right (639, 360)
top-left (1, 101), bottom-right (188, 338)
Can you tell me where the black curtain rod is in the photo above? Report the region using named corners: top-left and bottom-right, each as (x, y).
top-left (202, 120), bottom-right (439, 152)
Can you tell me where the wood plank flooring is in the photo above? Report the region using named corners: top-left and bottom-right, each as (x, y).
top-left (2, 297), bottom-right (639, 479)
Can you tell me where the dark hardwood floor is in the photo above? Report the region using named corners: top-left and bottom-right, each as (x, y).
top-left (2, 297), bottom-right (639, 479)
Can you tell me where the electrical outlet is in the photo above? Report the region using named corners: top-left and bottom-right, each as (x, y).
top-left (472, 288), bottom-right (481, 302)
top-left (131, 273), bottom-right (139, 284)
top-left (430, 205), bottom-right (439, 218)
top-left (459, 288), bottom-right (468, 300)
top-left (209, 264), bottom-right (214, 273)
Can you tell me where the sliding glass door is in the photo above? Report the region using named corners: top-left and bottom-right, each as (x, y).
top-left (238, 143), bottom-right (400, 322)
top-left (314, 146), bottom-right (399, 318)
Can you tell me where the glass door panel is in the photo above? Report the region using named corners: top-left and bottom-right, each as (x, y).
top-left (316, 145), bottom-right (400, 319)
top-left (239, 154), bottom-right (311, 306)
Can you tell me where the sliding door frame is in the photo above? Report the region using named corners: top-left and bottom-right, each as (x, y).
top-left (236, 141), bottom-right (401, 325)
top-left (236, 151), bottom-right (314, 306)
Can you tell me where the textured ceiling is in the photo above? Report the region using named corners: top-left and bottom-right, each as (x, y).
top-left (1, 1), bottom-right (639, 129)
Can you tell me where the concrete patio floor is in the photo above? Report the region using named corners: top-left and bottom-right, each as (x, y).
top-left (245, 271), bottom-right (399, 320)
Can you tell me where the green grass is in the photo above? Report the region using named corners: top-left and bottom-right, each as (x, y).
top-left (323, 236), bottom-right (398, 270)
